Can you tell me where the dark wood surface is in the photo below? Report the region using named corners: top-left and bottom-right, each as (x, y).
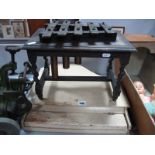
top-left (23, 29), bottom-right (136, 53)
top-left (23, 23), bottom-right (136, 101)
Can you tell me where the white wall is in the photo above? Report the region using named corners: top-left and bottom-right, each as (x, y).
top-left (80, 19), bottom-right (155, 35)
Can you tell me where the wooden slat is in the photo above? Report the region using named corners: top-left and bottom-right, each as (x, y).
top-left (125, 34), bottom-right (155, 53)
top-left (24, 112), bottom-right (128, 134)
top-left (74, 21), bottom-right (83, 35)
top-left (44, 75), bottom-right (110, 81)
top-left (58, 20), bottom-right (70, 36)
top-left (100, 23), bottom-right (112, 33)
top-left (115, 59), bottom-right (155, 134)
top-left (125, 34), bottom-right (155, 42)
top-left (42, 21), bottom-right (58, 38)
top-left (32, 105), bottom-right (125, 114)
top-left (88, 22), bottom-right (98, 34)
top-left (122, 72), bottom-right (155, 134)
top-left (23, 127), bottom-right (128, 134)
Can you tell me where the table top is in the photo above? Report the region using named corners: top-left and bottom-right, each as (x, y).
top-left (23, 28), bottom-right (136, 53)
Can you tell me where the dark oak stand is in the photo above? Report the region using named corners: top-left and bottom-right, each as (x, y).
top-left (23, 21), bottom-right (136, 101)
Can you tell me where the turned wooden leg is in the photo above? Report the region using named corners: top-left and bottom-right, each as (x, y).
top-left (112, 54), bottom-right (130, 101)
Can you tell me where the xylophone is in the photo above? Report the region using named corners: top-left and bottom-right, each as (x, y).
top-left (23, 20), bottom-right (137, 101)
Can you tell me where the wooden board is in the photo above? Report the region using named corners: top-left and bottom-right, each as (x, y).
top-left (125, 34), bottom-right (155, 53)
top-left (24, 64), bottom-right (131, 134)
top-left (24, 112), bottom-right (128, 134)
top-left (125, 34), bottom-right (155, 42)
top-left (115, 58), bottom-right (155, 134)
top-left (122, 72), bottom-right (155, 134)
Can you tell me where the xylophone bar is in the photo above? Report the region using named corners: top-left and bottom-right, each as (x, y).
top-left (58, 20), bottom-right (70, 36)
top-left (39, 21), bottom-right (58, 42)
top-left (60, 20), bottom-right (71, 68)
top-left (88, 22), bottom-right (99, 34)
top-left (100, 22), bottom-right (113, 34)
top-left (74, 21), bottom-right (83, 35)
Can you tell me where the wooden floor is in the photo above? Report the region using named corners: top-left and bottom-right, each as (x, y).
top-left (23, 64), bottom-right (131, 134)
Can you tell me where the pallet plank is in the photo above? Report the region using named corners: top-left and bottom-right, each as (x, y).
top-left (24, 112), bottom-right (128, 134)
